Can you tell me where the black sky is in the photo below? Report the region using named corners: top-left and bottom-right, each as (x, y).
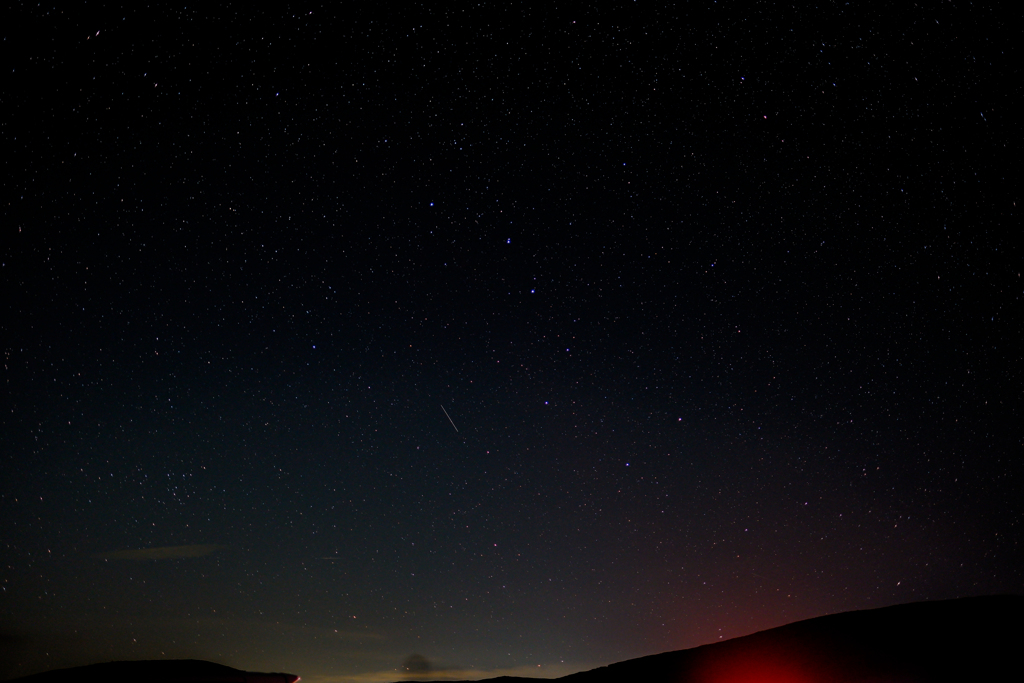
top-left (2, 2), bottom-right (1020, 682)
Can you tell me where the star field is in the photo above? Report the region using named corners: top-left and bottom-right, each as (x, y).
top-left (2, 2), bottom-right (1020, 682)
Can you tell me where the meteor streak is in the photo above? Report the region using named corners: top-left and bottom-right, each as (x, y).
top-left (440, 404), bottom-right (459, 432)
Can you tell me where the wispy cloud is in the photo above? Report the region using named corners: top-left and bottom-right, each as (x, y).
top-left (92, 544), bottom-right (225, 560)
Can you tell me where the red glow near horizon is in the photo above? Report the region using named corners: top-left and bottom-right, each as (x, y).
top-left (693, 652), bottom-right (814, 683)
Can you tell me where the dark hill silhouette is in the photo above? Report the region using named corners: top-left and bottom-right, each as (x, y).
top-left (6, 659), bottom-right (299, 683)
top-left (400, 595), bottom-right (1021, 683)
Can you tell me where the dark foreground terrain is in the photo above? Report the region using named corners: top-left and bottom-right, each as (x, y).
top-left (6, 659), bottom-right (298, 683)
top-left (6, 596), bottom-right (1017, 682)
top-left (405, 595), bottom-right (1021, 683)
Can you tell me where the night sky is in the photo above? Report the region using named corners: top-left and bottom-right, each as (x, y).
top-left (2, 2), bottom-right (1020, 682)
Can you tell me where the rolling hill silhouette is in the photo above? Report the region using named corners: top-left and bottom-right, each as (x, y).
top-left (401, 595), bottom-right (1019, 683)
top-left (6, 659), bottom-right (298, 683)
top-left (6, 597), bottom-right (1016, 682)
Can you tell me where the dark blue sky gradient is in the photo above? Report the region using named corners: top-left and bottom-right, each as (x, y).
top-left (2, 2), bottom-right (1020, 682)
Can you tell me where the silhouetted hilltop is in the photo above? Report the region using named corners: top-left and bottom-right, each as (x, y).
top-left (401, 595), bottom-right (1021, 683)
top-left (7, 659), bottom-right (299, 683)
